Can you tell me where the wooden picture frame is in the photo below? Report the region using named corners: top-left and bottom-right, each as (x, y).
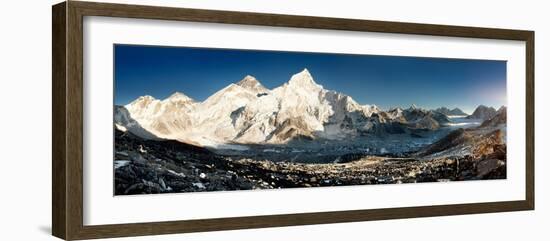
top-left (52, 1), bottom-right (534, 240)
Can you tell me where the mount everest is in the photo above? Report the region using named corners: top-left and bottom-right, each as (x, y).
top-left (115, 69), bottom-right (483, 149)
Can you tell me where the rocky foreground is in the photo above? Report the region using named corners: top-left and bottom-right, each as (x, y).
top-left (114, 124), bottom-right (506, 195)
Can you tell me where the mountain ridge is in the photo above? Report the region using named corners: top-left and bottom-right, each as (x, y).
top-left (433, 107), bottom-right (468, 116)
top-left (115, 69), bottom-right (494, 148)
top-left (467, 105), bottom-right (498, 120)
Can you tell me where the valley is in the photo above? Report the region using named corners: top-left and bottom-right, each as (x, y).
top-left (114, 122), bottom-right (506, 195)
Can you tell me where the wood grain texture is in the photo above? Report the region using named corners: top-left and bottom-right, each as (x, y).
top-left (73, 201), bottom-right (530, 240)
top-left (525, 32), bottom-right (535, 210)
top-left (66, 2), bottom-right (85, 240)
top-left (52, 2), bottom-right (67, 239)
top-left (51, 1), bottom-right (535, 240)
top-left (72, 1), bottom-right (533, 40)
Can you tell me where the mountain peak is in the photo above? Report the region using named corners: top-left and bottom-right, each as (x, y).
top-left (236, 75), bottom-right (268, 93)
top-left (295, 68), bottom-right (312, 79)
top-left (473, 105), bottom-right (496, 112)
top-left (467, 105), bottom-right (498, 120)
top-left (165, 92), bottom-right (194, 102)
top-left (126, 95), bottom-right (159, 110)
top-left (131, 95), bottom-right (156, 104)
top-left (288, 68), bottom-right (321, 90)
top-left (434, 107), bottom-right (468, 116)
top-left (139, 95), bottom-right (156, 100)
top-left (236, 75), bottom-right (258, 86)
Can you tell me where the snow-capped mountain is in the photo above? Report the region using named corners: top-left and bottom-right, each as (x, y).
top-left (235, 75), bottom-right (270, 94)
top-left (115, 69), bottom-right (450, 147)
top-left (123, 92), bottom-right (197, 139)
top-left (114, 105), bottom-right (159, 140)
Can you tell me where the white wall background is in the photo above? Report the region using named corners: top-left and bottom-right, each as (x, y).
top-left (0, 0), bottom-right (547, 240)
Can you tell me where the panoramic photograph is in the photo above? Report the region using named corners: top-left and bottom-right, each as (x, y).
top-left (113, 45), bottom-right (507, 195)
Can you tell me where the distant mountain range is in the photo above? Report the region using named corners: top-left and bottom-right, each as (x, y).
top-left (115, 69), bottom-right (502, 148)
top-left (433, 107), bottom-right (468, 116)
top-left (466, 105), bottom-right (503, 121)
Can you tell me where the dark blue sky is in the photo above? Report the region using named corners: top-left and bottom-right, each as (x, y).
top-left (114, 44), bottom-right (506, 113)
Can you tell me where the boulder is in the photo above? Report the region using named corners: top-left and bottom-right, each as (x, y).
top-left (476, 159), bottom-right (506, 178)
